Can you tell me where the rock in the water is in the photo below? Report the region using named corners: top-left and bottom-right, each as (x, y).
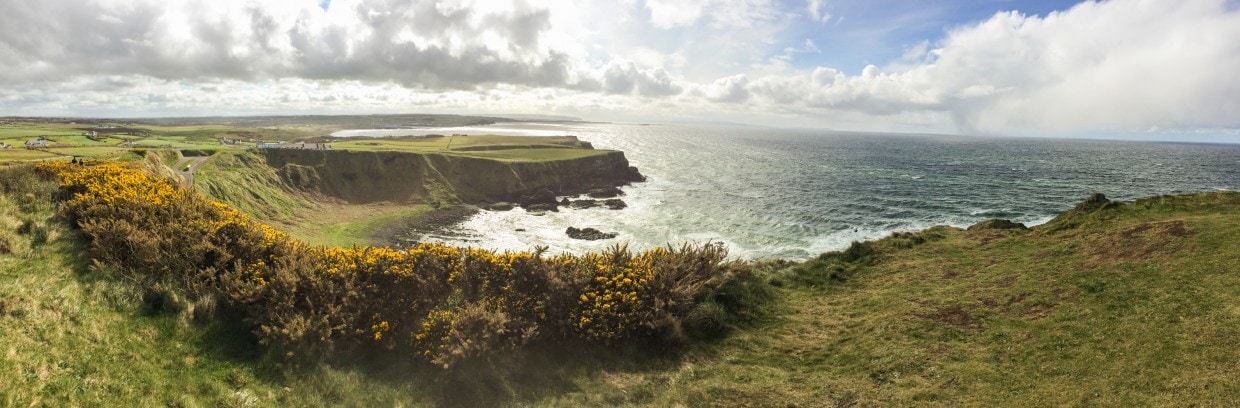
top-left (967, 219), bottom-right (1027, 231)
top-left (566, 227), bottom-right (618, 240)
top-left (1073, 193), bottom-right (1111, 212)
top-left (560, 197), bottom-right (571, 205)
top-left (488, 202), bottom-right (515, 211)
top-left (570, 199), bottom-right (599, 209)
top-left (524, 203), bottom-right (559, 212)
top-left (587, 187), bottom-right (624, 199)
top-left (603, 198), bottom-right (627, 210)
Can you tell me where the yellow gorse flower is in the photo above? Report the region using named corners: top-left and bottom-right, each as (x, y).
top-left (39, 160), bottom-right (726, 364)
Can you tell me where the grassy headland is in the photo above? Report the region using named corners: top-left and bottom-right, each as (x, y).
top-left (0, 114), bottom-right (513, 164)
top-left (2, 153), bottom-right (1235, 406)
top-left (1, 116), bottom-right (630, 247)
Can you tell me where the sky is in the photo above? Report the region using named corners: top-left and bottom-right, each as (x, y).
top-left (1, 0), bottom-right (1239, 140)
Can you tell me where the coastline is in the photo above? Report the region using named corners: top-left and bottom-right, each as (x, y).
top-left (368, 205), bottom-right (480, 247)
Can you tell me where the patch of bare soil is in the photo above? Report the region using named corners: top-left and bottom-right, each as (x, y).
top-left (1081, 220), bottom-right (1191, 268)
top-left (915, 305), bottom-right (984, 331)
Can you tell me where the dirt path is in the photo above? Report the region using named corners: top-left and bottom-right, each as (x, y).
top-left (172, 156), bottom-right (210, 186)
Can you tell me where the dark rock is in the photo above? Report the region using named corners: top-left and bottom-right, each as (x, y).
top-left (586, 187), bottom-right (624, 199)
top-left (566, 227), bottom-right (618, 240)
top-left (524, 203), bottom-right (559, 212)
top-left (560, 197), bottom-right (571, 205)
top-left (570, 199), bottom-right (599, 209)
top-left (626, 166), bottom-right (646, 182)
top-left (1073, 193), bottom-right (1111, 212)
top-left (488, 202), bottom-right (515, 211)
top-left (515, 228), bottom-right (526, 232)
top-left (521, 188), bottom-right (558, 205)
top-left (603, 198), bottom-right (627, 210)
top-left (967, 219), bottom-right (1027, 231)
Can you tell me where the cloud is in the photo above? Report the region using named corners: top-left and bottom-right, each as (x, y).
top-left (708, 0), bottom-right (1240, 135)
top-left (0, 0), bottom-right (581, 90)
top-left (600, 60), bottom-right (684, 97)
top-left (643, 0), bottom-right (780, 29)
top-left (922, 0), bottom-right (1240, 134)
top-left (707, 75), bottom-right (750, 103)
top-left (806, 0), bottom-right (831, 23)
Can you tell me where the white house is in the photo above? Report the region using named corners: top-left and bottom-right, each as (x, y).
top-left (24, 139), bottom-right (49, 148)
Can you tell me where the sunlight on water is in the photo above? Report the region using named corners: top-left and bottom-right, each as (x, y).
top-left (379, 123), bottom-right (1240, 260)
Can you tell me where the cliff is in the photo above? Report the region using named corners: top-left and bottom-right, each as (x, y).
top-left (260, 148), bottom-right (644, 205)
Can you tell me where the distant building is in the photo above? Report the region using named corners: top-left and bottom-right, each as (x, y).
top-left (0, 142), bottom-right (11, 149)
top-left (24, 139), bottom-right (49, 148)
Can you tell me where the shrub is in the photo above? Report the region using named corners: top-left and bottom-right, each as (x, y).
top-left (36, 160), bottom-right (770, 368)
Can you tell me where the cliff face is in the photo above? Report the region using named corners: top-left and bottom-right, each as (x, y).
top-left (259, 149), bottom-right (644, 205)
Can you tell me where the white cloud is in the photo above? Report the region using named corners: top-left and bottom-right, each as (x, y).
top-left (707, 75), bottom-right (750, 103)
top-left (600, 60), bottom-right (684, 97)
top-left (806, 0), bottom-right (831, 23)
top-left (922, 0), bottom-right (1240, 134)
top-left (643, 0), bottom-right (780, 29)
top-left (711, 0), bottom-right (1240, 135)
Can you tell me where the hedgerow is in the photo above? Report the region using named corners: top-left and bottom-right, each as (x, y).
top-left (36, 160), bottom-right (767, 368)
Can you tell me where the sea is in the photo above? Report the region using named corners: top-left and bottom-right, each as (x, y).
top-left (333, 123), bottom-right (1240, 260)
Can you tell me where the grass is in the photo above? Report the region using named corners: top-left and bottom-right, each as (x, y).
top-left (192, 150), bottom-right (437, 247)
top-left (451, 148), bottom-right (611, 162)
top-left (281, 203), bottom-right (434, 247)
top-left (0, 165), bottom-right (450, 406)
top-left (532, 192), bottom-right (1240, 406)
top-left (0, 119), bottom-right (606, 165)
top-left (2, 159), bottom-right (1237, 406)
top-left (192, 151), bottom-right (315, 223)
top-left (0, 150), bottom-right (59, 162)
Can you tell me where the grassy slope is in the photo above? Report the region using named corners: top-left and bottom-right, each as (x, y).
top-left (541, 192), bottom-right (1240, 406)
top-left (0, 169), bottom-right (446, 407)
top-left (192, 150), bottom-right (444, 247)
top-left (2, 176), bottom-right (1237, 405)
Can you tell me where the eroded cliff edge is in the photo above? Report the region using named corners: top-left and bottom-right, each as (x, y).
top-left (261, 148), bottom-right (644, 205)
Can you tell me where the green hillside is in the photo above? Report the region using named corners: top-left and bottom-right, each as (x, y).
top-left (2, 162), bottom-right (1236, 406)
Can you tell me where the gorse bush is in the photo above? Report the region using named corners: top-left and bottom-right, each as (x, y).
top-left (36, 160), bottom-right (760, 368)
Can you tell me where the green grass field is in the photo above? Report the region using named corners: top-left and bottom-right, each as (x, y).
top-left (0, 119), bottom-right (603, 164)
top-left (0, 150), bottom-right (59, 162)
top-left (328, 134), bottom-right (610, 162)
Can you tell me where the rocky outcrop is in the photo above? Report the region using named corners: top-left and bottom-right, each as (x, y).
top-left (487, 202), bottom-right (515, 211)
top-left (967, 219), bottom-right (1027, 231)
top-left (570, 199), bottom-right (599, 209)
top-left (1074, 193), bottom-right (1111, 212)
top-left (586, 187), bottom-right (624, 198)
top-left (566, 227), bottom-right (617, 240)
top-left (603, 199), bottom-right (627, 210)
